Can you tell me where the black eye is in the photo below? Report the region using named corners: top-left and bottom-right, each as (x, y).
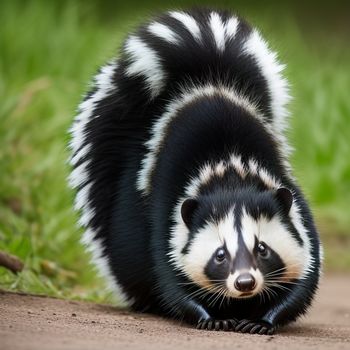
top-left (258, 242), bottom-right (269, 258)
top-left (215, 248), bottom-right (226, 262)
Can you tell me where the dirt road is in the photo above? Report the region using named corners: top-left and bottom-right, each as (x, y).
top-left (1, 275), bottom-right (349, 350)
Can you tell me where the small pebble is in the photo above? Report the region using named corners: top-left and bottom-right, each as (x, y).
top-left (72, 313), bottom-right (77, 317)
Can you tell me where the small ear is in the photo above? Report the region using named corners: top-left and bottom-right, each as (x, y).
top-left (181, 198), bottom-right (198, 228)
top-left (276, 187), bottom-right (293, 214)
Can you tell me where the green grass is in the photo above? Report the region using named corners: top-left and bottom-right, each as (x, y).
top-left (0, 0), bottom-right (349, 301)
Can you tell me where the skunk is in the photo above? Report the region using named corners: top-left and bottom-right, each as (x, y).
top-left (69, 8), bottom-right (322, 335)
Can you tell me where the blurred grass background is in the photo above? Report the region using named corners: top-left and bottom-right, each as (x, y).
top-left (0, 0), bottom-right (349, 302)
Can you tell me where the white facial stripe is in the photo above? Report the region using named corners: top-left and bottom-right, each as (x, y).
top-left (218, 211), bottom-right (238, 259)
top-left (148, 22), bottom-right (180, 44)
top-left (169, 205), bottom-right (239, 283)
top-left (169, 11), bottom-right (202, 41)
top-left (258, 215), bottom-right (305, 278)
top-left (240, 208), bottom-right (257, 252)
top-left (181, 222), bottom-right (222, 286)
top-left (209, 12), bottom-right (226, 52)
top-left (124, 35), bottom-right (165, 98)
top-left (238, 209), bottom-right (311, 281)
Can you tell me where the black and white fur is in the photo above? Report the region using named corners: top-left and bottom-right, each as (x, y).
top-left (69, 8), bottom-right (322, 335)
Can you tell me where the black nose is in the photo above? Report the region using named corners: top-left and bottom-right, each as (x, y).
top-left (234, 273), bottom-right (256, 292)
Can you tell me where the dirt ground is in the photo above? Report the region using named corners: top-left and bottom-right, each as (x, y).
top-left (1, 275), bottom-right (349, 350)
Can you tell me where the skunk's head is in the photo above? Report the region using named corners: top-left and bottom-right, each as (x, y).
top-left (175, 187), bottom-right (307, 299)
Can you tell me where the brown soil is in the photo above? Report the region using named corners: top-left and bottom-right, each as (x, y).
top-left (1, 274), bottom-right (350, 350)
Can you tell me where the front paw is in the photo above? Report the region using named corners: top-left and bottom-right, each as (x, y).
top-left (234, 319), bottom-right (276, 335)
top-left (197, 318), bottom-right (238, 331)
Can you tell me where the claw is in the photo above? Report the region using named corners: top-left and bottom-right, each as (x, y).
top-left (235, 319), bottom-right (275, 335)
top-left (196, 318), bottom-right (239, 332)
top-left (259, 327), bottom-right (267, 335)
top-left (241, 322), bottom-right (254, 333)
top-left (235, 319), bottom-right (250, 332)
top-left (250, 324), bottom-right (261, 334)
top-left (228, 319), bottom-right (238, 329)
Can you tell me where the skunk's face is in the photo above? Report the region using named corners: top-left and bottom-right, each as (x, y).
top-left (177, 188), bottom-right (306, 299)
